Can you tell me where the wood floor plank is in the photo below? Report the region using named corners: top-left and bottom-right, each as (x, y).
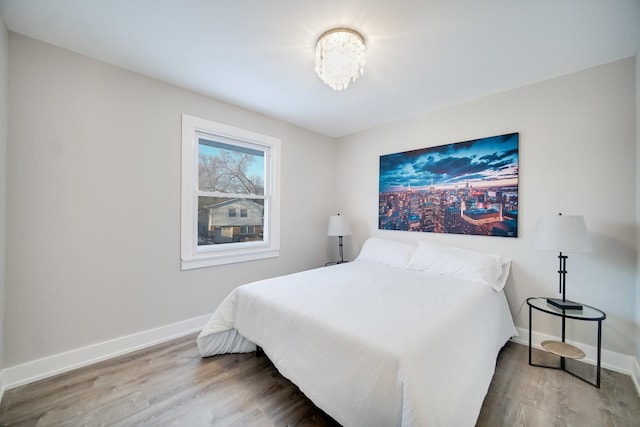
top-left (1, 334), bottom-right (638, 426)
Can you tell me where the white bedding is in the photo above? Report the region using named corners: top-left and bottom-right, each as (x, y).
top-left (197, 260), bottom-right (516, 427)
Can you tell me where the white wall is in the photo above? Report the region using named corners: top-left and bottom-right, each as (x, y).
top-left (4, 34), bottom-right (336, 368)
top-left (336, 58), bottom-right (637, 356)
top-left (0, 16), bottom-right (8, 383)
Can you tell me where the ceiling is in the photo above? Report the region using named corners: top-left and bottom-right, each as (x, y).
top-left (0, 0), bottom-right (638, 138)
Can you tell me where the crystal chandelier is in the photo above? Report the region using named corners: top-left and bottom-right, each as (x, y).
top-left (315, 28), bottom-right (366, 91)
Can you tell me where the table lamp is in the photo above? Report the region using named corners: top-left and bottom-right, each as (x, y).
top-left (534, 213), bottom-right (592, 310)
top-left (328, 214), bottom-right (352, 264)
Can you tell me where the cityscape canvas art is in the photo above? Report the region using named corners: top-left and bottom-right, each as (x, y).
top-left (379, 133), bottom-right (519, 237)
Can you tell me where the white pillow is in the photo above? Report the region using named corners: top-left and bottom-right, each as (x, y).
top-left (408, 240), bottom-right (511, 291)
top-left (355, 237), bottom-right (417, 269)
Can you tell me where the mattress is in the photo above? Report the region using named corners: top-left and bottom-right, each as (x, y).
top-left (197, 258), bottom-right (516, 426)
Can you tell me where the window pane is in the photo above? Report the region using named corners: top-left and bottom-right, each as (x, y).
top-left (198, 196), bottom-right (264, 246)
top-left (182, 114), bottom-right (280, 269)
top-left (198, 138), bottom-right (265, 195)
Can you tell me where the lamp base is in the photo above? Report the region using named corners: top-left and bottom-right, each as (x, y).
top-left (546, 298), bottom-right (583, 310)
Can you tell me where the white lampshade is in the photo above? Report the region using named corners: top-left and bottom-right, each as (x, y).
top-left (328, 214), bottom-right (352, 237)
top-left (534, 213), bottom-right (592, 253)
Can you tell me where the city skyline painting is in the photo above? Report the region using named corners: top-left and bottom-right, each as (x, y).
top-left (379, 133), bottom-right (519, 237)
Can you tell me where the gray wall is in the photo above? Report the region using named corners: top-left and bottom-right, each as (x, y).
top-left (636, 53), bottom-right (640, 366)
top-left (4, 34), bottom-right (336, 367)
top-left (0, 16), bottom-right (7, 379)
top-left (336, 58), bottom-right (637, 356)
top-left (2, 32), bottom-right (639, 373)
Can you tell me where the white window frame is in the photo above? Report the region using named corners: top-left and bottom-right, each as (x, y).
top-left (181, 114), bottom-right (281, 269)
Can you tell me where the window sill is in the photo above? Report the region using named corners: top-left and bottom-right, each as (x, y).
top-left (181, 247), bottom-right (280, 270)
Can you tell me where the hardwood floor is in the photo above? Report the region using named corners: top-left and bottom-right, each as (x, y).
top-left (1, 333), bottom-right (638, 426)
top-left (477, 342), bottom-right (640, 426)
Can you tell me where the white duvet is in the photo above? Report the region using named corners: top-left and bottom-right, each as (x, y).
top-left (197, 260), bottom-right (516, 427)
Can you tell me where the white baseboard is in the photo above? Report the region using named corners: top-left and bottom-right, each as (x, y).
top-left (0, 370), bottom-right (4, 403)
top-left (631, 355), bottom-right (640, 396)
top-left (512, 327), bottom-right (640, 395)
top-left (3, 320), bottom-right (638, 398)
top-left (2, 314), bottom-right (210, 390)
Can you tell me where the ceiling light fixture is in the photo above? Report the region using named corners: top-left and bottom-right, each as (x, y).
top-left (315, 28), bottom-right (366, 91)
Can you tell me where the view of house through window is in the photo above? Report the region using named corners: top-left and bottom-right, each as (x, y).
top-left (181, 114), bottom-right (280, 269)
top-left (197, 137), bottom-right (266, 247)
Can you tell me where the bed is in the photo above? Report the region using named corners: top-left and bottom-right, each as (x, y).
top-left (197, 237), bottom-right (517, 427)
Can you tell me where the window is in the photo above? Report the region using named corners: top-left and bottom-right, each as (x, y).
top-left (181, 114), bottom-right (281, 269)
